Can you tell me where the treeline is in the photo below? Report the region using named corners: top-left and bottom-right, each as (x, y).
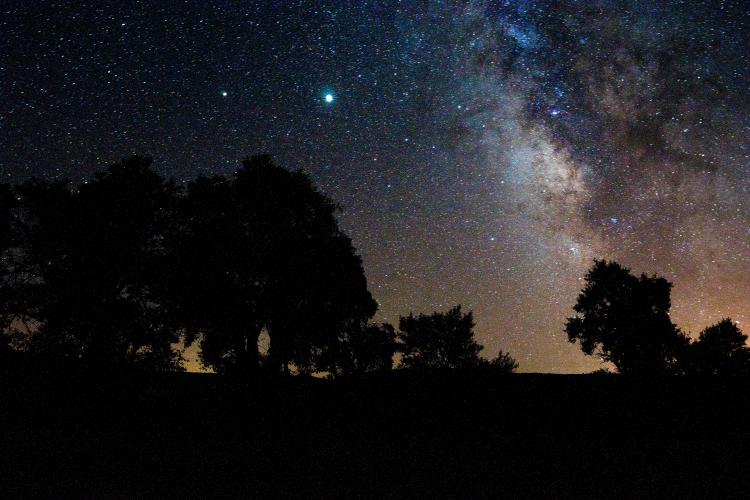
top-left (0, 155), bottom-right (516, 376)
top-left (567, 260), bottom-right (750, 376)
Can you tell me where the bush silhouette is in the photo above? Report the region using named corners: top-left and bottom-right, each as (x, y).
top-left (482, 349), bottom-right (519, 373)
top-left (680, 319), bottom-right (750, 376)
top-left (398, 305), bottom-right (483, 369)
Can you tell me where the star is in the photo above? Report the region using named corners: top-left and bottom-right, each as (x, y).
top-left (324, 93), bottom-right (334, 103)
top-left (221, 91), bottom-right (228, 97)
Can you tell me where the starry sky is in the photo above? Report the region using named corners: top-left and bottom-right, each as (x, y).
top-left (3, 1), bottom-right (750, 372)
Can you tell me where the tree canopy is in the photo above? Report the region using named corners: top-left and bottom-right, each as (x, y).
top-left (396, 305), bottom-right (517, 372)
top-left (568, 260), bottom-right (750, 377)
top-left (0, 155), bottom-right (384, 375)
top-left (399, 305), bottom-right (483, 369)
top-left (1, 157), bottom-right (182, 369)
top-left (327, 322), bottom-right (397, 376)
top-left (681, 319), bottom-right (750, 376)
top-left (565, 260), bottom-right (688, 375)
top-left (160, 155), bottom-right (377, 375)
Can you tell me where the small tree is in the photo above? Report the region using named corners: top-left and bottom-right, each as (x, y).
top-left (398, 305), bottom-right (484, 369)
top-left (681, 319), bottom-right (750, 376)
top-left (566, 260), bottom-right (688, 375)
top-left (327, 322), bottom-right (397, 376)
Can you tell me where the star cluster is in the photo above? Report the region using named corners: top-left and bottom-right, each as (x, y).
top-left (2, 1), bottom-right (749, 372)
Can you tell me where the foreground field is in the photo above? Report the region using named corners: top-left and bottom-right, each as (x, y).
top-left (2, 365), bottom-right (750, 498)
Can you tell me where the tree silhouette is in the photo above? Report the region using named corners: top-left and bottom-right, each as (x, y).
top-left (681, 319), bottom-right (750, 376)
top-left (0, 183), bottom-right (16, 355)
top-left (483, 349), bottom-right (519, 373)
top-left (326, 322), bottom-right (397, 376)
top-left (163, 155), bottom-right (376, 375)
top-left (0, 183), bottom-right (15, 251)
top-left (159, 173), bottom-right (261, 374)
top-left (398, 305), bottom-right (484, 369)
top-left (566, 260), bottom-right (688, 375)
top-left (6, 157), bottom-right (182, 370)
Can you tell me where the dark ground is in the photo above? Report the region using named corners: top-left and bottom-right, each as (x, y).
top-left (2, 359), bottom-right (750, 499)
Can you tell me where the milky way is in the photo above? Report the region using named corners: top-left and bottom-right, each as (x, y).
top-left (2, 1), bottom-right (749, 372)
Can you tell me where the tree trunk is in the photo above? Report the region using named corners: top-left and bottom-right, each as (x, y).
top-left (235, 330), bottom-right (260, 376)
top-left (266, 330), bottom-right (288, 376)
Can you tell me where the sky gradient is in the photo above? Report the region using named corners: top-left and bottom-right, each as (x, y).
top-left (3, 0), bottom-right (749, 372)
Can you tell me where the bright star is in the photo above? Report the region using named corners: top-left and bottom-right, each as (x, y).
top-left (325, 93), bottom-right (334, 103)
top-left (221, 91), bottom-right (228, 97)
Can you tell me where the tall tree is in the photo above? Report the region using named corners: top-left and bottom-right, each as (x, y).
top-left (565, 260), bottom-right (688, 375)
top-left (7, 157), bottom-right (182, 369)
top-left (160, 174), bottom-right (262, 374)
top-left (681, 319), bottom-right (750, 376)
top-left (398, 305), bottom-right (484, 369)
top-left (163, 155), bottom-right (376, 375)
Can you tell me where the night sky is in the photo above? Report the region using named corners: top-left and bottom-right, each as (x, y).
top-left (3, 1), bottom-right (750, 372)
